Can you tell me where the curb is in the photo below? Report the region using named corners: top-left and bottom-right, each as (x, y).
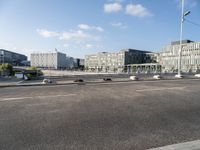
top-left (0, 77), bottom-right (200, 88)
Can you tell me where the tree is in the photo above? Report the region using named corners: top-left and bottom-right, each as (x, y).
top-left (0, 63), bottom-right (13, 75)
top-left (196, 65), bottom-right (200, 74)
top-left (26, 67), bottom-right (43, 77)
top-left (113, 68), bottom-right (117, 73)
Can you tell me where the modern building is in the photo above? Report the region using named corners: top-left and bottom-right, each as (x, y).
top-left (79, 59), bottom-right (85, 67)
top-left (66, 56), bottom-right (76, 69)
top-left (159, 40), bottom-right (200, 73)
top-left (31, 52), bottom-right (67, 69)
top-left (65, 57), bottom-right (84, 70)
top-left (74, 58), bottom-right (85, 70)
top-left (0, 49), bottom-right (27, 66)
top-left (85, 49), bottom-right (156, 73)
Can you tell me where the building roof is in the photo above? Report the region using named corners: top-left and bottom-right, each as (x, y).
top-left (171, 40), bottom-right (194, 45)
top-left (0, 49), bottom-right (27, 57)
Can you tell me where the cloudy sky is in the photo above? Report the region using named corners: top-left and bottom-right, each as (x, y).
top-left (0, 0), bottom-right (199, 59)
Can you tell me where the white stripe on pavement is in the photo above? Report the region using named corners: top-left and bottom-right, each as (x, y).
top-left (37, 94), bottom-right (76, 98)
top-left (0, 94), bottom-right (77, 102)
top-left (2, 97), bottom-right (33, 101)
top-left (136, 86), bottom-right (185, 92)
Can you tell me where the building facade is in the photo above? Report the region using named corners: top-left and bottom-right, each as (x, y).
top-left (0, 49), bottom-right (27, 66)
top-left (159, 40), bottom-right (200, 73)
top-left (85, 49), bottom-right (156, 73)
top-left (31, 52), bottom-right (66, 69)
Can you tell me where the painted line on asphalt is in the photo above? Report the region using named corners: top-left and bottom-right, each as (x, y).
top-left (1, 97), bottom-right (33, 101)
top-left (37, 94), bottom-right (77, 98)
top-left (0, 94), bottom-right (77, 102)
top-left (136, 86), bottom-right (185, 92)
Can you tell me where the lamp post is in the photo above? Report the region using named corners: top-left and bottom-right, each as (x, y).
top-left (176, 0), bottom-right (190, 77)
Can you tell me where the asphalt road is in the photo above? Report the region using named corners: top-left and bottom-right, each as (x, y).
top-left (1, 79), bottom-right (200, 150)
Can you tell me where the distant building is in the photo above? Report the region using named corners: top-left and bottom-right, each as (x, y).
top-left (67, 58), bottom-right (85, 70)
top-left (159, 40), bottom-right (200, 73)
top-left (20, 60), bottom-right (30, 66)
top-left (66, 56), bottom-right (75, 69)
top-left (85, 49), bottom-right (156, 72)
top-left (0, 49), bottom-right (27, 66)
top-left (31, 52), bottom-right (66, 69)
top-left (75, 58), bottom-right (84, 70)
top-left (79, 59), bottom-right (85, 68)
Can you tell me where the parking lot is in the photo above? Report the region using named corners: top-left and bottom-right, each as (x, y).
top-left (1, 79), bottom-right (200, 150)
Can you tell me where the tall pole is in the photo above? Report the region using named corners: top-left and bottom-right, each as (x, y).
top-left (178, 0), bottom-right (185, 76)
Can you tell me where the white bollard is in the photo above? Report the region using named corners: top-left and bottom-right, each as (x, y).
top-left (130, 76), bottom-right (138, 80)
top-left (194, 74), bottom-right (200, 78)
top-left (153, 75), bottom-right (161, 79)
top-left (175, 74), bottom-right (183, 78)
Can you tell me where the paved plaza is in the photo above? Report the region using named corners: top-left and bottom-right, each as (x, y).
top-left (0, 79), bottom-right (200, 149)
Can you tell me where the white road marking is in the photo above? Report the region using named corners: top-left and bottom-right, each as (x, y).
top-left (136, 86), bottom-right (185, 92)
top-left (37, 94), bottom-right (76, 98)
top-left (0, 94), bottom-right (77, 102)
top-left (2, 97), bottom-right (33, 101)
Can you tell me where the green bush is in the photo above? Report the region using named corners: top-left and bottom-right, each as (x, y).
top-left (26, 66), bottom-right (38, 71)
top-left (26, 67), bottom-right (43, 77)
top-left (0, 63), bottom-right (13, 75)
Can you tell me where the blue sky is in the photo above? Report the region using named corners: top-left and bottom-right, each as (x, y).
top-left (0, 0), bottom-right (199, 59)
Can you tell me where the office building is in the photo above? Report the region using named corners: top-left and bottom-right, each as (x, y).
top-left (85, 49), bottom-right (156, 72)
top-left (0, 49), bottom-right (27, 65)
top-left (159, 40), bottom-right (200, 73)
top-left (31, 52), bottom-right (66, 69)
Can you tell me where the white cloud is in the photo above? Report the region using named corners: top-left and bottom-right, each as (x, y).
top-left (125, 4), bottom-right (152, 17)
top-left (78, 24), bottom-right (91, 30)
top-left (37, 25), bottom-right (102, 45)
top-left (36, 29), bottom-right (59, 38)
top-left (85, 44), bottom-right (93, 49)
top-left (108, 0), bottom-right (124, 2)
top-left (59, 30), bottom-right (99, 41)
top-left (110, 22), bottom-right (127, 28)
top-left (95, 26), bottom-right (104, 32)
top-left (111, 22), bottom-right (122, 27)
top-left (63, 44), bottom-right (69, 48)
top-left (104, 3), bottom-right (122, 13)
top-left (78, 24), bottom-right (104, 32)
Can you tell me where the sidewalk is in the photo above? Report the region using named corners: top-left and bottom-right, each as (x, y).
top-left (148, 140), bottom-right (200, 150)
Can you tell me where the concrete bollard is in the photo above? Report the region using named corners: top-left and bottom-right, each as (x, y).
top-left (153, 75), bottom-right (161, 79)
top-left (175, 74), bottom-right (183, 78)
top-left (130, 76), bottom-right (138, 80)
top-left (194, 74), bottom-right (200, 78)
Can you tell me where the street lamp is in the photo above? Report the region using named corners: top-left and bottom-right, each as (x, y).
top-left (176, 0), bottom-right (190, 78)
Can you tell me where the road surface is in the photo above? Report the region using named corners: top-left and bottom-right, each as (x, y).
top-left (0, 79), bottom-right (200, 150)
